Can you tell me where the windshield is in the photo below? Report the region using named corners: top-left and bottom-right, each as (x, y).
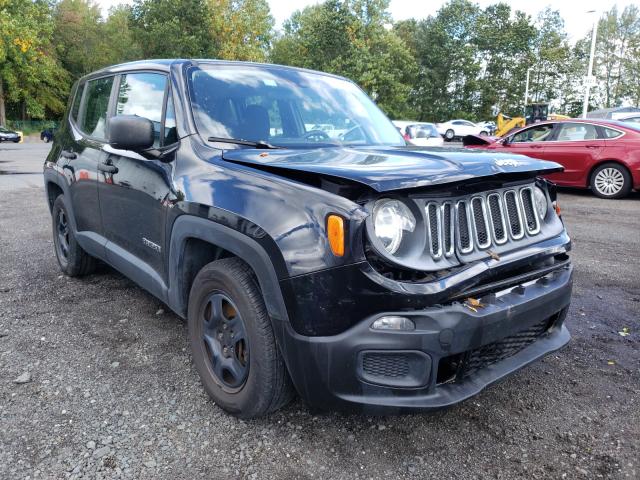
top-left (188, 64), bottom-right (404, 148)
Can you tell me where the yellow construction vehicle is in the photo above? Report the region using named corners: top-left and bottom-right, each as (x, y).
top-left (495, 103), bottom-right (570, 137)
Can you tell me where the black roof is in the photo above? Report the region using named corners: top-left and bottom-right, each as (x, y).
top-left (81, 59), bottom-right (347, 82)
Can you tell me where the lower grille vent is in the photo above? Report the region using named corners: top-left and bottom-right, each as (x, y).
top-left (362, 353), bottom-right (410, 378)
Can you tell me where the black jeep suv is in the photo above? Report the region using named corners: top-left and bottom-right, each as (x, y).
top-left (44, 60), bottom-right (573, 418)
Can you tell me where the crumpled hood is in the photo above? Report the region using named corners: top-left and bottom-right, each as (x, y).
top-left (222, 146), bottom-right (562, 192)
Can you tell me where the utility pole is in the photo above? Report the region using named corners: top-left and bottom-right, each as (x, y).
top-left (582, 10), bottom-right (599, 118)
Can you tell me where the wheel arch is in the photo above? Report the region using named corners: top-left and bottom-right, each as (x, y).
top-left (167, 215), bottom-right (291, 329)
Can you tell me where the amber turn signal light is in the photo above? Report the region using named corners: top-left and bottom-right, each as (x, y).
top-left (327, 214), bottom-right (345, 257)
top-left (553, 201), bottom-right (561, 216)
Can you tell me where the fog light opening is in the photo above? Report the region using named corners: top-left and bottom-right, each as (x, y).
top-left (371, 316), bottom-right (415, 331)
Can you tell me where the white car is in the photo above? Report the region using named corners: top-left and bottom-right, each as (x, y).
top-left (436, 119), bottom-right (489, 141)
top-left (392, 121), bottom-right (444, 147)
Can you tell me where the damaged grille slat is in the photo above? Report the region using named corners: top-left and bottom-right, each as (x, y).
top-left (426, 185), bottom-right (542, 261)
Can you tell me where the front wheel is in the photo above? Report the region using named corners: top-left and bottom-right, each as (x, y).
top-left (51, 195), bottom-right (96, 276)
top-left (188, 258), bottom-right (294, 418)
top-left (590, 163), bottom-right (632, 199)
top-left (445, 129), bottom-right (455, 141)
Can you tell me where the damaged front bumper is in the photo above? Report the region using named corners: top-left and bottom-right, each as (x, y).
top-left (277, 247), bottom-right (573, 413)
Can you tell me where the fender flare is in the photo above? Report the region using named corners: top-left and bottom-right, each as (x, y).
top-left (167, 215), bottom-right (290, 327)
top-left (43, 169), bottom-right (78, 232)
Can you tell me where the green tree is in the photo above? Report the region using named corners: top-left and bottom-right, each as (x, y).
top-left (52, 0), bottom-right (104, 78)
top-left (591, 5), bottom-right (640, 108)
top-left (0, 0), bottom-right (69, 123)
top-left (130, 0), bottom-right (274, 60)
top-left (406, 0), bottom-right (482, 121)
top-left (208, 0), bottom-right (274, 61)
top-left (271, 0), bottom-right (417, 118)
top-left (130, 0), bottom-right (214, 57)
top-left (475, 4), bottom-right (537, 118)
top-left (101, 5), bottom-right (143, 66)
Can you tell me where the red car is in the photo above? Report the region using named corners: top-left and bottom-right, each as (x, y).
top-left (465, 119), bottom-right (640, 199)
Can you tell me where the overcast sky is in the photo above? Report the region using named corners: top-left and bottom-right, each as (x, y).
top-left (96, 0), bottom-right (636, 43)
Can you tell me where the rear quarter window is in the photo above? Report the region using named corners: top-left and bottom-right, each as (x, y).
top-left (601, 127), bottom-right (623, 139)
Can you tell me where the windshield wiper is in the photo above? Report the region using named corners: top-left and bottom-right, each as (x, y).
top-left (207, 136), bottom-right (280, 149)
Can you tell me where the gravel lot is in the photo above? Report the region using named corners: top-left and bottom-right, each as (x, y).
top-left (1, 143), bottom-right (638, 479)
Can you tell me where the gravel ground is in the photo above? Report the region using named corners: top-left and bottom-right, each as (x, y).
top-left (0, 143), bottom-right (638, 479)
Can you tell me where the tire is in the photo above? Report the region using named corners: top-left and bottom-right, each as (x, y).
top-left (188, 257), bottom-right (294, 418)
top-left (51, 195), bottom-right (96, 276)
top-left (590, 162), bottom-right (632, 199)
top-left (445, 129), bottom-right (455, 141)
top-left (479, 131), bottom-right (488, 136)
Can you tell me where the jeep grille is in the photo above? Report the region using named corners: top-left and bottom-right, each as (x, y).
top-left (426, 186), bottom-right (542, 260)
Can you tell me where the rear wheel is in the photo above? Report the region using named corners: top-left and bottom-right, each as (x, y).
top-left (590, 163), bottom-right (632, 199)
top-left (51, 195), bottom-right (96, 276)
top-left (188, 258), bottom-right (294, 418)
top-left (479, 131), bottom-right (488, 136)
top-left (445, 129), bottom-right (455, 141)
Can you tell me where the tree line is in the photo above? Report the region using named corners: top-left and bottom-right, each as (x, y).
top-left (1, 0), bottom-right (639, 126)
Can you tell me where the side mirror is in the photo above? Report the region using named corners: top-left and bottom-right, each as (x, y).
top-left (109, 115), bottom-right (154, 151)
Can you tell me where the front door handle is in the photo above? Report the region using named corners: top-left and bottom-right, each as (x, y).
top-left (586, 144), bottom-right (600, 149)
top-left (98, 163), bottom-right (118, 174)
top-left (61, 149), bottom-right (77, 160)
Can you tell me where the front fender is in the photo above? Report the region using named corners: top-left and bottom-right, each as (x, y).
top-left (167, 214), bottom-right (290, 326)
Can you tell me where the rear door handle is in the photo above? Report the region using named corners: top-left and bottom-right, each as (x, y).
top-left (61, 149), bottom-right (77, 160)
top-left (98, 163), bottom-right (118, 174)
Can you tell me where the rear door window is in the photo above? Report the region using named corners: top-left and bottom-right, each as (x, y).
top-left (556, 123), bottom-right (598, 141)
top-left (80, 77), bottom-right (114, 140)
top-left (116, 73), bottom-right (167, 147)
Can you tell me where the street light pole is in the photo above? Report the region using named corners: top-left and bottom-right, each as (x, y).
top-left (582, 10), bottom-right (599, 118)
top-left (524, 67), bottom-right (532, 114)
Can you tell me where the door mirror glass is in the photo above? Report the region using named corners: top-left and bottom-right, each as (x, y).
top-left (109, 115), bottom-right (155, 151)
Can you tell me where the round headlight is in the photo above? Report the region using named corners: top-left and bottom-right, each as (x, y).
top-left (533, 187), bottom-right (548, 220)
top-left (373, 199), bottom-right (416, 255)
